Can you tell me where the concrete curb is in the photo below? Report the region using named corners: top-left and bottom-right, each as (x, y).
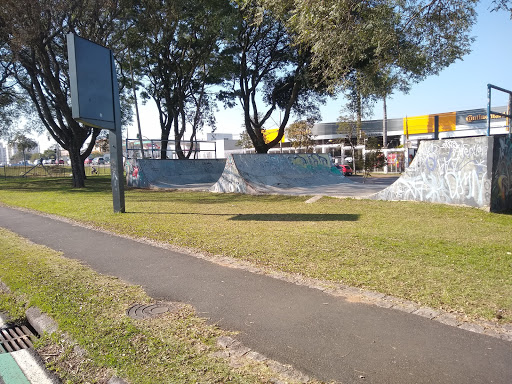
top-left (10, 349), bottom-right (60, 384)
top-left (215, 335), bottom-right (311, 383)
top-left (25, 307), bottom-right (58, 337)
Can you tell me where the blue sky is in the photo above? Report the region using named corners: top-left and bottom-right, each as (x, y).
top-left (319, 1), bottom-right (512, 123)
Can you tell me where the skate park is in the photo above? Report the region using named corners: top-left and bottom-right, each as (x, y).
top-left (126, 87), bottom-right (512, 213)
top-left (126, 134), bottom-right (512, 212)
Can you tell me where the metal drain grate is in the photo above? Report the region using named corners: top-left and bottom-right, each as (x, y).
top-left (0, 325), bottom-right (36, 353)
top-left (127, 303), bottom-right (179, 320)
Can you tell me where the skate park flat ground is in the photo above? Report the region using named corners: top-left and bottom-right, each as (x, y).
top-left (164, 174), bottom-right (399, 197)
top-left (238, 175), bottom-right (399, 197)
top-left (1, 205), bottom-right (511, 384)
top-left (161, 174), bottom-right (398, 197)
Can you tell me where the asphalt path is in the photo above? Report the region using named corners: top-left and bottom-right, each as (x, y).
top-left (0, 205), bottom-right (511, 383)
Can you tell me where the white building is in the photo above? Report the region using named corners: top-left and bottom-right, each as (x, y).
top-left (0, 142), bottom-right (7, 165)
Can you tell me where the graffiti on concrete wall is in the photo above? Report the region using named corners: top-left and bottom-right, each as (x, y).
top-left (374, 137), bottom-right (493, 208)
top-left (287, 153), bottom-right (331, 170)
top-left (211, 153), bottom-right (343, 194)
top-left (491, 136), bottom-right (512, 212)
top-left (126, 159), bottom-right (149, 188)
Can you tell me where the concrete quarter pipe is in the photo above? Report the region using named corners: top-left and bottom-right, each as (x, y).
top-left (126, 159), bottom-right (226, 189)
top-left (372, 135), bottom-right (512, 212)
top-left (209, 153), bottom-right (348, 194)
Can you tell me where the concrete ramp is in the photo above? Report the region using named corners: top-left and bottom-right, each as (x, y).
top-left (210, 153), bottom-right (348, 194)
top-left (126, 159), bottom-right (226, 189)
top-left (371, 135), bottom-right (512, 212)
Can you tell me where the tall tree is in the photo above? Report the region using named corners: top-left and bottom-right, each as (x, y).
top-left (341, 65), bottom-right (408, 148)
top-left (128, 0), bottom-right (232, 159)
top-left (8, 133), bottom-right (37, 163)
top-left (286, 119), bottom-right (315, 152)
top-left (265, 0), bottom-right (477, 83)
top-left (0, 0), bottom-right (130, 187)
top-left (226, 0), bottom-right (326, 153)
top-left (262, 0), bottom-right (479, 132)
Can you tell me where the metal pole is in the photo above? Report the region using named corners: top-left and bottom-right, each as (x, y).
top-left (434, 115), bottom-right (439, 140)
top-left (508, 94), bottom-right (512, 137)
top-left (128, 48), bottom-right (145, 159)
top-left (487, 84), bottom-right (492, 136)
top-left (110, 51), bottom-right (125, 213)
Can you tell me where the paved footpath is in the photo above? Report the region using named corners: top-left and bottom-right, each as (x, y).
top-left (0, 206), bottom-right (511, 384)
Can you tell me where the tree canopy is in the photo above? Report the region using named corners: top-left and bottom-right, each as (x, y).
top-left (286, 120), bottom-right (315, 152)
top-left (262, 0), bottom-right (478, 85)
top-left (0, 0), bottom-right (132, 187)
top-left (8, 133), bottom-right (38, 162)
top-left (126, 0), bottom-right (234, 159)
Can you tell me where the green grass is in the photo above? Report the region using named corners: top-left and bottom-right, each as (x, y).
top-left (0, 228), bottom-right (288, 383)
top-left (0, 175), bottom-right (511, 325)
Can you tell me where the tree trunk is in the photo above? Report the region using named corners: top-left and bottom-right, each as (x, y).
top-left (69, 144), bottom-right (85, 188)
top-left (161, 132), bottom-right (170, 160)
top-left (160, 121), bottom-right (171, 160)
top-left (174, 112), bottom-right (186, 159)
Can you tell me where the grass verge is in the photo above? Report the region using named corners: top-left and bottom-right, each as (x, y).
top-left (0, 227), bottom-right (303, 383)
top-left (0, 176), bottom-right (510, 325)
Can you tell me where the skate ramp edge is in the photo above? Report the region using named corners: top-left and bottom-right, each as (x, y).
top-left (126, 159), bottom-right (226, 189)
top-left (209, 153), bottom-right (347, 194)
top-left (371, 135), bottom-right (512, 213)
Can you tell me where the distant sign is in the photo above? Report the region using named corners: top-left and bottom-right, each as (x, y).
top-left (262, 128), bottom-right (284, 144)
top-left (67, 34), bottom-right (116, 130)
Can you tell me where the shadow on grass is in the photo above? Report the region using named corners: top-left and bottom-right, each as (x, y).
top-left (124, 212), bottom-right (359, 222)
top-left (230, 213), bottom-right (360, 222)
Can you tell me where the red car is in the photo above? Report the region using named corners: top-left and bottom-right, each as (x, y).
top-left (335, 164), bottom-right (353, 176)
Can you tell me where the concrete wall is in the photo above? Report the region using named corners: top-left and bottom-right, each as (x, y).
top-left (126, 159), bottom-right (226, 189)
top-left (210, 153), bottom-right (344, 194)
top-left (372, 136), bottom-right (493, 209)
top-left (372, 135), bottom-right (512, 212)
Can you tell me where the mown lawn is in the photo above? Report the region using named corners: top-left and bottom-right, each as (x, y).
top-left (0, 176), bottom-right (511, 323)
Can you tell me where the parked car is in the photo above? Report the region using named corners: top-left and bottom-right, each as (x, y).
top-left (56, 159), bottom-right (65, 165)
top-left (84, 158), bottom-right (93, 164)
top-left (335, 164), bottom-right (353, 176)
top-left (92, 157), bottom-right (105, 165)
top-left (10, 161), bottom-right (33, 166)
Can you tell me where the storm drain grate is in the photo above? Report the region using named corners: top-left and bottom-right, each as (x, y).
top-left (127, 303), bottom-right (180, 320)
top-left (0, 325), bottom-right (36, 353)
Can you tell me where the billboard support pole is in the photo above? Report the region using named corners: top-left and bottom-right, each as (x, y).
top-left (67, 33), bottom-right (125, 213)
top-left (109, 51), bottom-right (125, 213)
